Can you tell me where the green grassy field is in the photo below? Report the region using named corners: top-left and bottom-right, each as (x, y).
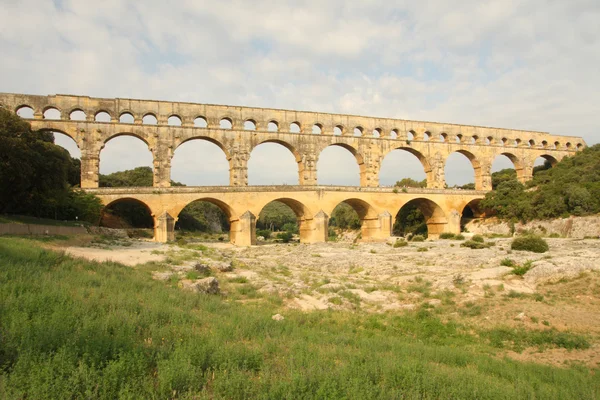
top-left (0, 237), bottom-right (598, 399)
top-left (0, 214), bottom-right (90, 227)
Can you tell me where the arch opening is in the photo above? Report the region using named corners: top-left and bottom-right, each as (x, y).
top-left (220, 118), bottom-right (232, 129)
top-left (175, 199), bottom-right (231, 241)
top-left (120, 112), bottom-right (135, 124)
top-left (373, 128), bottom-right (381, 138)
top-left (317, 144), bottom-right (363, 186)
top-left (142, 114), bottom-right (157, 125)
top-left (95, 111), bottom-right (111, 122)
top-left (99, 135), bottom-right (153, 185)
top-left (444, 151), bottom-right (478, 189)
top-left (256, 199), bottom-right (305, 243)
top-left (330, 198), bottom-right (378, 241)
top-left (533, 155), bottom-right (557, 176)
top-left (69, 110), bottom-right (86, 121)
top-left (290, 122), bottom-right (301, 133)
top-left (333, 125), bottom-right (343, 136)
top-left (390, 129), bottom-right (398, 139)
top-left (100, 198), bottom-right (154, 237)
top-left (460, 199), bottom-right (483, 232)
top-left (393, 198), bottom-right (446, 239)
top-left (312, 124), bottom-right (322, 134)
top-left (267, 121), bottom-right (278, 132)
top-left (172, 138), bottom-right (229, 186)
top-left (353, 127), bottom-right (363, 137)
top-left (16, 105), bottom-right (34, 118)
top-left (491, 153), bottom-right (521, 189)
top-left (52, 131), bottom-right (81, 160)
top-left (43, 107), bottom-right (61, 120)
top-left (168, 115), bottom-right (182, 126)
top-left (248, 141), bottom-right (300, 185)
top-left (379, 148), bottom-right (428, 188)
top-left (244, 120), bottom-right (256, 130)
top-left (194, 116), bottom-right (208, 128)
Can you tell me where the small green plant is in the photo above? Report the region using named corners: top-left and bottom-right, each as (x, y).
top-left (369, 249), bottom-right (377, 254)
top-left (511, 236), bottom-right (549, 253)
top-left (455, 234), bottom-right (465, 240)
top-left (256, 229), bottom-right (271, 239)
top-left (411, 235), bottom-right (425, 242)
top-left (461, 240), bottom-right (490, 249)
top-left (471, 234), bottom-right (484, 243)
top-left (500, 258), bottom-right (515, 267)
top-left (328, 296), bottom-right (343, 305)
top-left (276, 231), bottom-right (293, 243)
top-left (548, 233), bottom-right (561, 238)
top-left (185, 270), bottom-right (201, 280)
top-left (417, 247), bottom-right (428, 252)
top-left (393, 239), bottom-right (408, 248)
top-left (512, 260), bottom-right (533, 276)
top-left (439, 232), bottom-right (456, 239)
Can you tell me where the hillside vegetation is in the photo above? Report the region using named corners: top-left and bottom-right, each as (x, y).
top-left (1, 237), bottom-right (598, 399)
top-left (481, 144), bottom-right (600, 222)
top-left (0, 107), bottom-right (102, 223)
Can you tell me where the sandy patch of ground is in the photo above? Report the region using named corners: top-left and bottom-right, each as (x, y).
top-left (65, 240), bottom-right (170, 266)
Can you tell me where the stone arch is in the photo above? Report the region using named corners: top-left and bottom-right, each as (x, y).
top-left (100, 133), bottom-right (154, 183)
top-left (219, 117), bottom-right (233, 129)
top-left (460, 199), bottom-right (483, 232)
top-left (312, 123), bottom-right (323, 134)
top-left (444, 150), bottom-right (483, 190)
top-left (244, 119), bottom-right (257, 130)
top-left (168, 115), bottom-right (182, 126)
top-left (194, 116), bottom-right (208, 128)
top-left (100, 197), bottom-right (155, 235)
top-left (317, 143), bottom-right (365, 186)
top-left (119, 111), bottom-right (135, 124)
top-left (267, 120), bottom-right (279, 132)
top-left (37, 127), bottom-right (80, 148)
top-left (173, 197), bottom-right (234, 240)
top-left (393, 198), bottom-right (447, 239)
top-left (329, 198), bottom-right (380, 241)
top-left (290, 121), bottom-right (301, 133)
top-left (380, 147), bottom-right (431, 187)
top-left (248, 139), bottom-right (302, 185)
top-left (142, 113), bottom-right (158, 125)
top-left (95, 110), bottom-right (112, 122)
top-left (43, 106), bottom-right (62, 120)
top-left (15, 105), bottom-right (35, 118)
top-left (256, 197), bottom-right (313, 243)
top-left (491, 152), bottom-right (528, 184)
top-left (68, 108), bottom-right (86, 121)
top-left (333, 125), bottom-right (344, 135)
top-left (172, 137), bottom-right (230, 186)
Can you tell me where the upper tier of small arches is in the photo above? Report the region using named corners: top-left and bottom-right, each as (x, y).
top-left (7, 93), bottom-right (585, 152)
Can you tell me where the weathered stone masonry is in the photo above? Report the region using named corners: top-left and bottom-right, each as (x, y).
top-left (0, 93), bottom-right (586, 245)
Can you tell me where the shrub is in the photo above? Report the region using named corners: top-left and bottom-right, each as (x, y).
top-left (257, 229), bottom-right (271, 239)
top-left (411, 235), bottom-right (425, 242)
top-left (471, 234), bottom-right (484, 243)
top-left (417, 247), bottom-right (428, 252)
top-left (512, 260), bottom-right (533, 276)
top-left (455, 234), bottom-right (465, 240)
top-left (511, 236), bottom-right (549, 253)
top-left (439, 233), bottom-right (456, 239)
top-left (276, 231), bottom-right (293, 243)
top-left (461, 240), bottom-right (489, 249)
top-left (500, 258), bottom-right (515, 267)
top-left (393, 239), bottom-right (408, 248)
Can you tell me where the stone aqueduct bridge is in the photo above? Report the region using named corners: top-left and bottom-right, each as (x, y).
top-left (0, 93), bottom-right (586, 245)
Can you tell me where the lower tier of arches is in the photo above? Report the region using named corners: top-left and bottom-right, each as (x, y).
top-left (91, 188), bottom-right (484, 246)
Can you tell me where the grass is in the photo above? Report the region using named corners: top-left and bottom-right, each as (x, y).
top-left (0, 214), bottom-right (90, 227)
top-left (0, 237), bottom-right (598, 399)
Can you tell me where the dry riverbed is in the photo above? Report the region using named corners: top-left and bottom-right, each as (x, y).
top-left (58, 235), bottom-right (600, 367)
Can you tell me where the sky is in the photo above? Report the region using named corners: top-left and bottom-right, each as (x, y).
top-left (2, 0), bottom-right (599, 187)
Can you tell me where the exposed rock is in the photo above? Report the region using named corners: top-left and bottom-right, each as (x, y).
top-left (524, 259), bottom-right (600, 285)
top-left (515, 312), bottom-right (526, 320)
top-left (152, 271), bottom-right (175, 281)
top-left (194, 262), bottom-right (211, 275)
top-left (466, 215), bottom-right (600, 239)
top-left (179, 277), bottom-right (220, 294)
top-left (272, 314), bottom-right (284, 321)
top-left (427, 299), bottom-right (442, 307)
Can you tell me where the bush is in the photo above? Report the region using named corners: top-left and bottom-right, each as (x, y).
top-left (500, 258), bottom-right (515, 267)
top-left (512, 260), bottom-right (533, 276)
top-left (393, 239), bottom-right (408, 248)
top-left (511, 236), bottom-right (549, 253)
top-left (461, 240), bottom-right (490, 249)
top-left (439, 233), bottom-right (456, 239)
top-left (276, 231), bottom-right (293, 243)
top-left (411, 235), bottom-right (425, 242)
top-left (455, 234), bottom-right (465, 240)
top-left (257, 229), bottom-right (271, 239)
top-left (471, 234), bottom-right (484, 243)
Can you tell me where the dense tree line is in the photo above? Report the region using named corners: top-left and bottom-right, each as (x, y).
top-left (0, 107), bottom-right (102, 223)
top-left (481, 145), bottom-right (600, 222)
